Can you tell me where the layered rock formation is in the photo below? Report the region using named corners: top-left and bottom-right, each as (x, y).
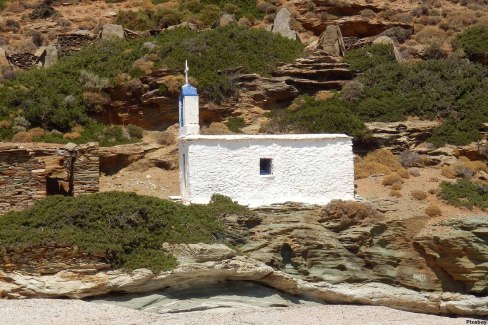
top-left (1, 243), bottom-right (487, 316)
top-left (240, 204), bottom-right (488, 295)
top-left (358, 120), bottom-right (441, 154)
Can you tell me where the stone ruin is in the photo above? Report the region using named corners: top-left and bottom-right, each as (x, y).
top-left (0, 142), bottom-right (99, 215)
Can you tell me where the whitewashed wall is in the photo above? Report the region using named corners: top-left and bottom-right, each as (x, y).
top-left (178, 135), bottom-right (354, 207)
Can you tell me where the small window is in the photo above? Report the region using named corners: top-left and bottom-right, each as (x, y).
top-left (260, 158), bottom-right (272, 175)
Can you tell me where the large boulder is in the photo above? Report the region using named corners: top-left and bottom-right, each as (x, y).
top-left (372, 35), bottom-right (404, 62)
top-left (272, 8), bottom-right (297, 40)
top-left (36, 45), bottom-right (58, 68)
top-left (219, 13), bottom-right (236, 27)
top-left (318, 25), bottom-right (346, 57)
top-left (101, 24), bottom-right (125, 40)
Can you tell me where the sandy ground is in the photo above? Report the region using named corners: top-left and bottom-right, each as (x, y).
top-left (0, 299), bottom-right (480, 325)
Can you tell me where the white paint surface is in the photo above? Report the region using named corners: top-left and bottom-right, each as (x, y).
top-left (179, 134), bottom-right (354, 207)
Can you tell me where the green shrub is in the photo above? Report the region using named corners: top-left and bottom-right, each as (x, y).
top-left (456, 26), bottom-right (488, 62)
top-left (225, 117), bottom-right (245, 133)
top-left (440, 179), bottom-right (488, 210)
top-left (201, 0), bottom-right (261, 19)
top-left (115, 10), bottom-right (155, 31)
top-left (343, 44), bottom-right (396, 72)
top-left (266, 95), bottom-right (370, 141)
top-left (126, 124), bottom-right (144, 139)
top-left (0, 0), bottom-right (7, 10)
top-left (0, 192), bottom-right (253, 272)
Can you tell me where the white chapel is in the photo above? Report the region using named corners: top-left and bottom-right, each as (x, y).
top-left (178, 63), bottom-right (354, 207)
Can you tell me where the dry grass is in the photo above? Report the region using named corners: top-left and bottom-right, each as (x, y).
top-left (12, 131), bottom-right (32, 142)
top-left (200, 122), bottom-right (232, 135)
top-left (411, 190), bottom-right (428, 201)
top-left (319, 200), bottom-right (382, 231)
top-left (391, 183), bottom-right (402, 190)
top-left (27, 127), bottom-right (45, 138)
top-left (355, 149), bottom-right (409, 179)
top-left (63, 132), bottom-right (81, 140)
top-left (441, 156), bottom-right (488, 179)
top-left (425, 204), bottom-right (442, 217)
top-left (0, 120), bottom-right (11, 128)
top-left (382, 173), bottom-right (404, 186)
top-left (389, 190), bottom-right (402, 198)
top-left (132, 59), bottom-right (154, 75)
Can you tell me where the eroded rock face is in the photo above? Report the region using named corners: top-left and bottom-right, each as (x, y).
top-left (358, 120), bottom-right (441, 154)
top-left (241, 204), bottom-right (488, 295)
top-left (415, 218), bottom-right (488, 294)
top-left (1, 243), bottom-right (487, 316)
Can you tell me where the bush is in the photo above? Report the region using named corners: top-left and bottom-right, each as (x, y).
top-left (266, 96), bottom-right (370, 141)
top-left (411, 190), bottom-right (428, 200)
top-left (425, 204), bottom-right (442, 217)
top-left (12, 131), bottom-right (33, 143)
top-left (440, 179), bottom-right (488, 210)
top-left (343, 44), bottom-right (396, 73)
top-left (355, 148), bottom-right (406, 179)
top-left (0, 192), bottom-right (253, 272)
top-left (225, 117), bottom-right (245, 133)
top-left (319, 200), bottom-right (382, 231)
top-left (391, 183), bottom-right (402, 190)
top-left (382, 173), bottom-right (403, 186)
top-left (456, 25), bottom-right (488, 62)
top-left (115, 10), bottom-right (155, 31)
top-left (341, 81), bottom-right (365, 102)
top-left (127, 124), bottom-right (144, 139)
top-left (389, 189), bottom-right (402, 198)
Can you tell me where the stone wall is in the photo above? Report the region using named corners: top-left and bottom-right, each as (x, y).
top-left (0, 143), bottom-right (99, 215)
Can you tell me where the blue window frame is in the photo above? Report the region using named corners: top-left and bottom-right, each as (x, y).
top-left (260, 158), bottom-right (272, 175)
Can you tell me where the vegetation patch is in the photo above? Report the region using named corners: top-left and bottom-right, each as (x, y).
top-left (116, 0), bottom-right (261, 31)
top-left (0, 192), bottom-right (253, 272)
top-left (440, 179), bottom-right (488, 210)
top-left (265, 95), bottom-right (370, 141)
top-left (343, 44), bottom-right (397, 73)
top-left (341, 45), bottom-right (488, 146)
top-left (0, 26), bottom-right (302, 143)
top-left (456, 26), bottom-right (488, 62)
top-left (225, 117), bottom-right (245, 133)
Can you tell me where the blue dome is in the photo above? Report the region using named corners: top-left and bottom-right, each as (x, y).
top-left (181, 83), bottom-right (198, 96)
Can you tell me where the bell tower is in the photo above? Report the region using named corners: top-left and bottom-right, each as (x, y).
top-left (179, 61), bottom-right (200, 137)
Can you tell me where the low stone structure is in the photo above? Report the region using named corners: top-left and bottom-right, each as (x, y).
top-left (0, 143), bottom-right (99, 214)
